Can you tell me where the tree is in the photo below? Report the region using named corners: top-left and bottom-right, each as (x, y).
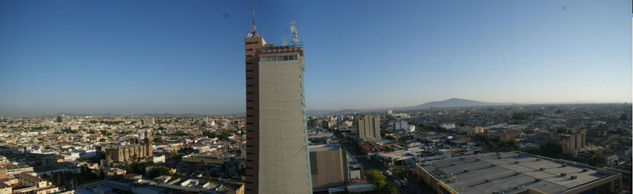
top-left (204, 169), bottom-right (211, 178)
top-left (100, 170), bottom-right (107, 179)
top-left (174, 130), bottom-right (189, 136)
top-left (153, 136), bottom-right (165, 144)
top-left (125, 161), bottom-right (154, 174)
top-left (149, 167), bottom-right (170, 178)
top-left (366, 170), bottom-right (387, 188)
top-left (380, 183), bottom-right (398, 194)
top-left (366, 170), bottom-right (399, 194)
top-left (203, 130), bottom-right (233, 140)
top-left (539, 142), bottom-right (563, 158)
top-left (55, 173), bottom-right (62, 186)
top-left (619, 114), bottom-right (629, 121)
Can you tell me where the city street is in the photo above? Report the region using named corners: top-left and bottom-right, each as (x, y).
top-left (336, 131), bottom-right (433, 193)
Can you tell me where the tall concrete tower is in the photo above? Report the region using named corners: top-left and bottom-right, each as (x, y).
top-left (144, 129), bottom-right (153, 157)
top-left (244, 8), bottom-right (311, 194)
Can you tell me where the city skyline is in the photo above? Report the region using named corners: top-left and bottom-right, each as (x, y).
top-left (1, 0), bottom-right (631, 116)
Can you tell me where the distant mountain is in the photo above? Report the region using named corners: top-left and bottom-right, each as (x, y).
top-left (409, 98), bottom-right (503, 109)
top-left (306, 109), bottom-right (366, 116)
top-left (306, 98), bottom-right (505, 115)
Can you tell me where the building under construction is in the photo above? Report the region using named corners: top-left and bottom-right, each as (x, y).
top-left (243, 9), bottom-right (311, 194)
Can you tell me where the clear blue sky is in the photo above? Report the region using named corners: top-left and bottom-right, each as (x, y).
top-left (0, 0), bottom-right (630, 116)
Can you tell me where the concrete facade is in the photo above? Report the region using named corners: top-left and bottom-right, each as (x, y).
top-left (357, 115), bottom-right (381, 140)
top-left (309, 144), bottom-right (345, 190)
top-left (244, 18), bottom-right (311, 193)
top-left (0, 168), bottom-right (6, 179)
top-left (560, 128), bottom-right (586, 155)
top-left (0, 182), bottom-right (10, 194)
top-left (105, 129), bottom-right (153, 163)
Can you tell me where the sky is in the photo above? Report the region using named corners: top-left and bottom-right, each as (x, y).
top-left (0, 0), bottom-right (631, 116)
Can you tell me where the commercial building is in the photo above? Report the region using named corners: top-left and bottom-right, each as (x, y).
top-left (309, 144), bottom-right (345, 191)
top-left (357, 115), bottom-right (381, 140)
top-left (414, 152), bottom-right (622, 194)
top-left (243, 10), bottom-right (311, 194)
top-left (393, 119), bottom-right (415, 132)
top-left (106, 129), bottom-right (153, 163)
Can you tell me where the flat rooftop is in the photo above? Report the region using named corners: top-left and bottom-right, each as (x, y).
top-left (418, 152), bottom-right (620, 194)
top-left (309, 144), bottom-right (341, 152)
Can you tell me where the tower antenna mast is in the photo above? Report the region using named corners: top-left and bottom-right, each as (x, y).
top-left (246, 5), bottom-right (259, 38)
top-left (252, 6), bottom-right (256, 28)
top-left (290, 20), bottom-right (299, 45)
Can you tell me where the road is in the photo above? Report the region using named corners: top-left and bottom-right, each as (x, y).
top-left (335, 131), bottom-right (434, 194)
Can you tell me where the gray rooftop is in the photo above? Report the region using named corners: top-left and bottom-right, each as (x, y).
top-left (309, 144), bottom-right (341, 152)
top-left (418, 152), bottom-right (620, 194)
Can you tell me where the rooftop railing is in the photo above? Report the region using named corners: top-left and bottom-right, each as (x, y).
top-left (263, 42), bottom-right (303, 48)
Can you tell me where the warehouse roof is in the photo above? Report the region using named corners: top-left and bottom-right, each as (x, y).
top-left (417, 152), bottom-right (621, 194)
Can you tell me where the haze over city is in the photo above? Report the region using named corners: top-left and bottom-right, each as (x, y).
top-left (0, 0), bottom-right (630, 117)
top-left (0, 1), bottom-right (631, 194)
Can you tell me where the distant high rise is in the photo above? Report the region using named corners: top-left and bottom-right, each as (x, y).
top-left (55, 115), bottom-right (64, 123)
top-left (560, 128), bottom-right (586, 156)
top-left (141, 117), bottom-right (155, 126)
top-left (244, 9), bottom-right (311, 194)
top-left (357, 115), bottom-right (381, 140)
top-left (145, 129), bottom-right (153, 157)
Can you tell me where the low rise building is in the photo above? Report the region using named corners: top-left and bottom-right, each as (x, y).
top-left (0, 182), bottom-right (10, 194)
top-left (19, 172), bottom-right (47, 188)
top-left (6, 165), bottom-right (34, 177)
top-left (309, 144), bottom-right (345, 191)
top-left (414, 152), bottom-right (622, 194)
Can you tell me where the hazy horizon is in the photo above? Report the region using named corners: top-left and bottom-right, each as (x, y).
top-left (1, 0), bottom-right (631, 116)
top-left (1, 98), bottom-right (631, 118)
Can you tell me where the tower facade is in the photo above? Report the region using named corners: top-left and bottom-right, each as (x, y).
top-left (357, 115), bottom-right (381, 140)
top-left (145, 129), bottom-right (153, 157)
top-left (244, 11), bottom-right (311, 194)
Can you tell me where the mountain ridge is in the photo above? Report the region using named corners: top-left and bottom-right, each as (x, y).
top-left (410, 97), bottom-right (503, 109)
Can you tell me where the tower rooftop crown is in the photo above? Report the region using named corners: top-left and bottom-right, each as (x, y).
top-left (246, 7), bottom-right (260, 38)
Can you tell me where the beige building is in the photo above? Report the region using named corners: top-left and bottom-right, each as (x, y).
top-left (309, 144), bottom-right (345, 191)
top-left (0, 168), bottom-right (6, 179)
top-left (106, 129), bottom-right (153, 163)
top-left (0, 182), bottom-right (10, 194)
top-left (357, 115), bottom-right (381, 140)
top-left (243, 10), bottom-right (311, 194)
top-left (19, 173), bottom-right (47, 188)
top-left (560, 128), bottom-right (586, 155)
top-left (12, 172), bottom-right (58, 194)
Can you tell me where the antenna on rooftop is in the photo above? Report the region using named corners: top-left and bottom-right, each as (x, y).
top-left (290, 20), bottom-right (299, 45)
top-left (251, 6), bottom-right (256, 28)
